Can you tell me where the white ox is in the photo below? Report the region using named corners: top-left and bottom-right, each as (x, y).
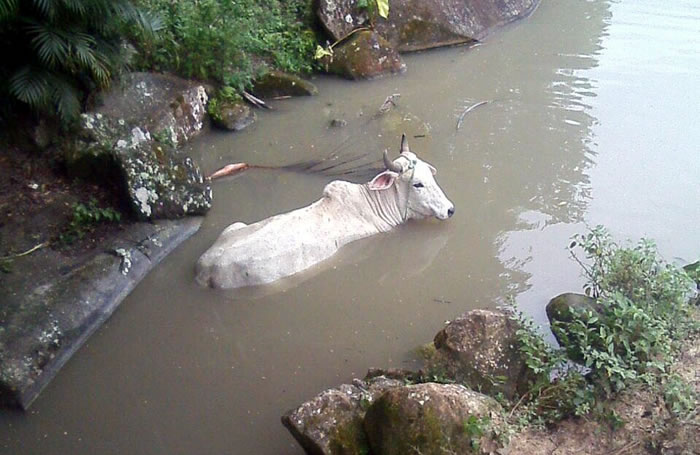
top-left (195, 135), bottom-right (454, 289)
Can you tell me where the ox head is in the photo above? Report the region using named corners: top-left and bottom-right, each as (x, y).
top-left (368, 134), bottom-right (455, 220)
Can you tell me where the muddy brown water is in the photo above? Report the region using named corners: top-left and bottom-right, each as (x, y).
top-left (2, 0), bottom-right (699, 453)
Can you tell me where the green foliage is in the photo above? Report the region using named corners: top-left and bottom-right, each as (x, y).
top-left (506, 302), bottom-right (595, 426)
top-left (663, 374), bottom-right (696, 418)
top-left (463, 415), bottom-right (490, 451)
top-left (206, 86), bottom-right (243, 124)
top-left (506, 226), bottom-right (697, 428)
top-left (59, 198), bottom-right (121, 244)
top-left (563, 226), bottom-right (696, 394)
top-left (357, 0), bottom-right (390, 21)
top-left (0, 0), bottom-right (159, 124)
top-left (134, 0), bottom-right (318, 91)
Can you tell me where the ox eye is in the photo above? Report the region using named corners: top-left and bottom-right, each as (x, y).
top-left (413, 182), bottom-right (424, 188)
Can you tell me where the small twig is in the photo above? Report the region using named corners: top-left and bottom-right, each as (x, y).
top-left (330, 27), bottom-right (371, 50)
top-left (508, 391), bottom-right (530, 419)
top-left (0, 242), bottom-right (49, 260)
top-left (242, 90), bottom-right (271, 109)
top-left (608, 440), bottom-right (641, 455)
top-left (456, 100), bottom-right (489, 131)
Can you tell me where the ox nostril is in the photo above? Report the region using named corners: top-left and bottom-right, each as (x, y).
top-left (447, 207), bottom-right (455, 218)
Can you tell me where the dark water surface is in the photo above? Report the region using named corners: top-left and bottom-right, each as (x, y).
top-left (2, 0), bottom-right (699, 453)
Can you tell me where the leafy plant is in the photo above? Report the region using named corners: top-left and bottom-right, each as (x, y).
top-left (663, 374), bottom-right (696, 418)
top-left (463, 415), bottom-right (490, 451)
top-left (134, 0), bottom-right (318, 91)
top-left (505, 227), bottom-right (697, 428)
top-left (206, 86), bottom-right (243, 123)
top-left (0, 0), bottom-right (160, 124)
top-left (357, 0), bottom-right (390, 22)
top-left (59, 198), bottom-right (121, 244)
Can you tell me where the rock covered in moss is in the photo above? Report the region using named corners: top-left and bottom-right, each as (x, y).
top-left (318, 0), bottom-right (539, 52)
top-left (324, 30), bottom-right (405, 80)
top-left (94, 72), bottom-right (208, 147)
top-left (252, 70), bottom-right (318, 98)
top-left (281, 374), bottom-right (405, 455)
top-left (363, 382), bottom-right (504, 455)
top-left (546, 293), bottom-right (602, 362)
top-left (67, 114), bottom-right (211, 220)
top-left (427, 309), bottom-right (536, 400)
top-left (209, 99), bottom-right (256, 131)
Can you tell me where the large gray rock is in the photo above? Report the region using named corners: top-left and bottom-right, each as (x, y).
top-left (318, 0), bottom-right (539, 52)
top-left (67, 113), bottom-right (211, 220)
top-left (323, 30), bottom-right (406, 79)
top-left (427, 309), bottom-right (537, 399)
top-left (94, 72), bottom-right (209, 147)
top-left (363, 382), bottom-right (504, 455)
top-left (282, 375), bottom-right (405, 455)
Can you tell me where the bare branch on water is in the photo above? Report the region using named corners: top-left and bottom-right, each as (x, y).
top-left (242, 90), bottom-right (271, 109)
top-left (456, 100), bottom-right (489, 131)
top-left (378, 93), bottom-right (401, 115)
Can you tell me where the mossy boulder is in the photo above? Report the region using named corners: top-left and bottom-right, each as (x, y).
top-left (67, 114), bottom-right (211, 220)
top-left (363, 383), bottom-right (504, 455)
top-left (318, 0), bottom-right (539, 52)
top-left (427, 309), bottom-right (537, 400)
top-left (94, 72), bottom-right (209, 147)
top-left (282, 375), bottom-right (406, 455)
top-left (546, 293), bottom-right (603, 362)
top-left (208, 99), bottom-right (256, 131)
top-left (323, 30), bottom-right (406, 80)
top-left (252, 70), bottom-right (318, 98)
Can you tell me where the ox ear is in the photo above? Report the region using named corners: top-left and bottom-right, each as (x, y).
top-left (427, 162), bottom-right (437, 175)
top-left (368, 170), bottom-right (398, 191)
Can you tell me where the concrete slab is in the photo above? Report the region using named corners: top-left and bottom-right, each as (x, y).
top-left (0, 217), bottom-right (202, 409)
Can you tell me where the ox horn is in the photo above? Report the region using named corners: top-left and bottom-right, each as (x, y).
top-left (400, 133), bottom-right (410, 155)
top-left (383, 149), bottom-right (403, 173)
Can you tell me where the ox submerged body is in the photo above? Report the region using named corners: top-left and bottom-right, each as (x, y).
top-left (196, 136), bottom-right (454, 289)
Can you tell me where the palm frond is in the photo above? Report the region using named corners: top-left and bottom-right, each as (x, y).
top-left (58, 0), bottom-right (86, 17)
top-left (134, 9), bottom-right (165, 38)
top-left (8, 65), bottom-right (50, 106)
top-left (0, 0), bottom-right (18, 21)
top-left (31, 0), bottom-right (58, 19)
top-left (50, 75), bottom-right (81, 122)
top-left (26, 21), bottom-right (69, 67)
top-left (70, 31), bottom-right (97, 68)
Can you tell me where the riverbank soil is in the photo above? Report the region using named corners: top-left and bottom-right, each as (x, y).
top-left (0, 144), bottom-right (125, 263)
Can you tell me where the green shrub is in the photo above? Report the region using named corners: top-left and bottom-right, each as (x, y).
top-left (506, 226), bottom-right (697, 426)
top-left (134, 0), bottom-right (318, 91)
top-left (0, 0), bottom-right (159, 124)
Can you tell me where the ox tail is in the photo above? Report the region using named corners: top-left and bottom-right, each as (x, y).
top-left (207, 163), bottom-right (250, 180)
